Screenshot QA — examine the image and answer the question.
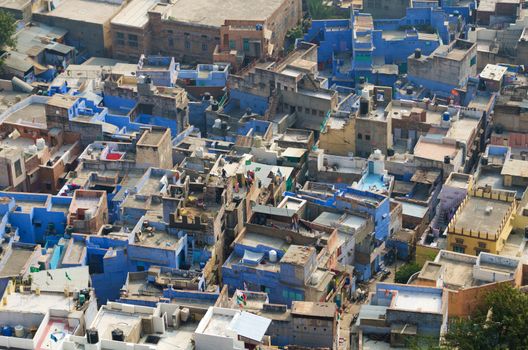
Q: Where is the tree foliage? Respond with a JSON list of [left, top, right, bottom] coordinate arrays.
[[444, 284, 528, 350], [394, 262, 421, 284], [0, 10, 16, 49], [306, 0, 343, 20]]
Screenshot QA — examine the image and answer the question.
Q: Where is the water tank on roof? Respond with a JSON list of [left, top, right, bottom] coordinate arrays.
[[359, 99, 369, 115], [86, 329, 99, 344], [14, 325, 24, 338], [269, 250, 277, 263], [111, 328, 124, 342], [180, 308, 190, 322], [414, 48, 421, 59], [36, 138, 45, 150], [27, 145, 38, 154], [211, 100, 219, 111], [442, 112, 451, 121], [2, 326, 12, 337], [213, 119, 222, 129]]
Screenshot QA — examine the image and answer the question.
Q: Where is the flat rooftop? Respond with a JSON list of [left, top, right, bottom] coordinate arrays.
[[134, 227, 184, 250], [291, 302, 335, 318], [41, 0, 123, 24], [1, 291, 73, 314], [453, 196, 512, 235], [480, 64, 508, 81], [110, 0, 157, 28], [164, 0, 285, 27], [313, 211, 367, 233], [4, 102, 46, 127], [0, 0, 28, 10], [0, 248, 33, 277], [138, 129, 166, 146], [281, 245, 315, 266], [239, 231, 289, 251], [436, 254, 475, 288], [447, 118, 479, 144], [446, 173, 472, 189], [501, 158, 528, 178], [392, 290, 442, 314], [413, 139, 458, 162]]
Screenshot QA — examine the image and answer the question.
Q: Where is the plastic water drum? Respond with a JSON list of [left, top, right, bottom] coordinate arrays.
[[180, 308, 190, 323], [14, 325, 24, 338]]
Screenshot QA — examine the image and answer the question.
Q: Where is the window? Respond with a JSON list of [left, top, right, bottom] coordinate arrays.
[[453, 245, 465, 254], [455, 238, 464, 244], [128, 34, 138, 47], [14, 159, 22, 177], [358, 133, 363, 139], [116, 32, 125, 46], [311, 108, 316, 115], [185, 41, 191, 49], [168, 38, 174, 47], [202, 43, 208, 51], [478, 242, 487, 249], [365, 134, 371, 140], [319, 110, 324, 117], [297, 106, 302, 112], [229, 40, 236, 49], [243, 38, 250, 51]]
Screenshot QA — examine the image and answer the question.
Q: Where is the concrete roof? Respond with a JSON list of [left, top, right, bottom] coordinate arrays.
[[453, 196, 512, 235], [42, 0, 123, 24], [0, 0, 28, 10], [413, 139, 458, 162], [165, 0, 285, 27], [4, 101, 47, 127], [480, 64, 508, 81], [501, 158, 528, 178], [281, 245, 315, 266], [111, 0, 158, 28], [291, 301, 336, 318], [392, 289, 443, 314], [31, 266, 90, 293]]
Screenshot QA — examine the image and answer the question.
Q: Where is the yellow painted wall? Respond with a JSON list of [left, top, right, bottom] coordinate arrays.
[[319, 118, 356, 156]]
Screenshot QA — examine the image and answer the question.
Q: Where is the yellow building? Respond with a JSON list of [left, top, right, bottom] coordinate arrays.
[[446, 188, 516, 256], [318, 115, 356, 156]]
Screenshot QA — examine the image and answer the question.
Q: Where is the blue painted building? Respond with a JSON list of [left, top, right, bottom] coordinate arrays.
[[286, 186, 391, 280], [358, 283, 447, 343], [303, 7, 464, 87], [222, 226, 337, 306], [0, 192, 72, 245]]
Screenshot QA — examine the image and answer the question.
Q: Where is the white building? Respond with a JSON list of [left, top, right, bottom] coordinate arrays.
[[194, 307, 271, 350]]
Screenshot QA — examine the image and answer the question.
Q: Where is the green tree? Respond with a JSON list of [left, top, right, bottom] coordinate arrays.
[[444, 285, 528, 350], [394, 262, 421, 284], [0, 10, 16, 49], [306, 0, 344, 20]]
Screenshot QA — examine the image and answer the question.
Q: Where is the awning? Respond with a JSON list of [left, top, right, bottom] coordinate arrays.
[[242, 250, 264, 265]]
